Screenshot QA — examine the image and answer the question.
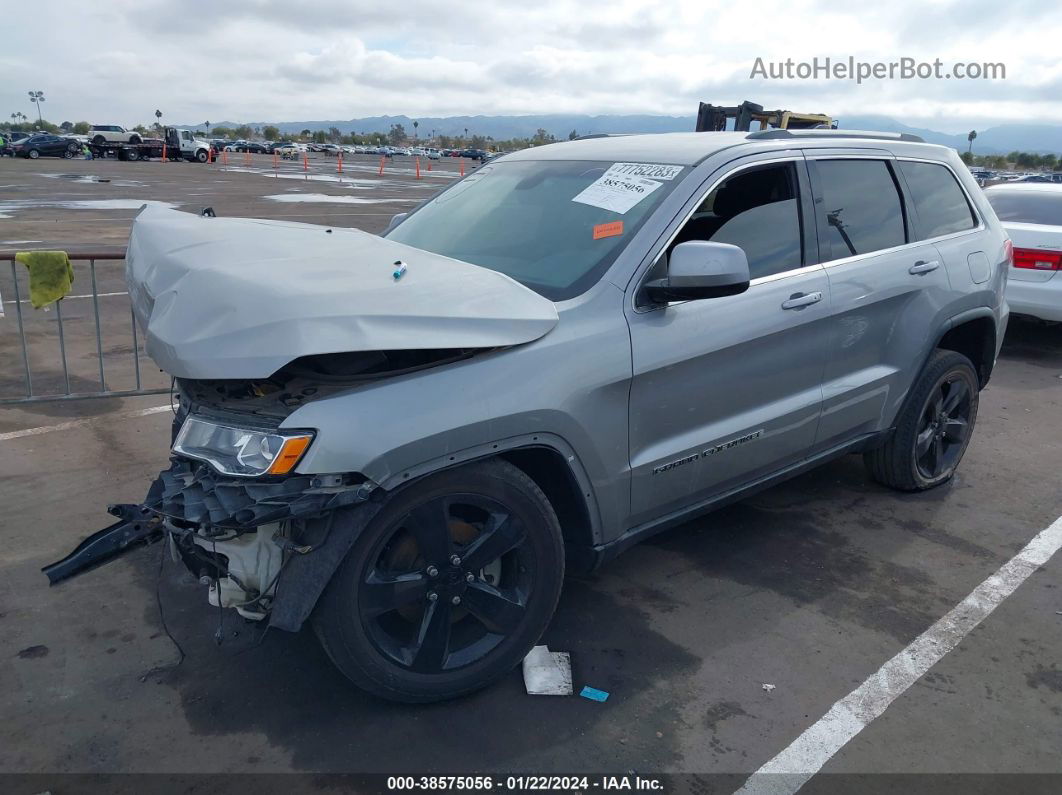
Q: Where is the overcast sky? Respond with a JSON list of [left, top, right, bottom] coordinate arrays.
[[3, 0, 1061, 133]]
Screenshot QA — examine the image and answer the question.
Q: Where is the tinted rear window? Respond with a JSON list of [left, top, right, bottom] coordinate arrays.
[[985, 190, 1062, 226], [816, 160, 907, 259], [899, 161, 977, 238]]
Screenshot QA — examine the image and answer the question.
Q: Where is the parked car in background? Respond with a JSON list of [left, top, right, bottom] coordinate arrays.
[[425, 148, 441, 160], [11, 133, 80, 159], [89, 125, 143, 145], [984, 183, 1062, 321], [459, 148, 490, 161], [1, 132, 32, 156]]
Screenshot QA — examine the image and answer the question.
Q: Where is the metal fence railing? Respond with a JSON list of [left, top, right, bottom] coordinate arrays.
[[1, 248, 169, 405]]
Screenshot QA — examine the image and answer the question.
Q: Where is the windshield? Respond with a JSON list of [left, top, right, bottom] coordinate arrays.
[[385, 159, 688, 300], [986, 190, 1062, 226]]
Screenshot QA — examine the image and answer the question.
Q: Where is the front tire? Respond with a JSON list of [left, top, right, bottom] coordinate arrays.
[[314, 459, 564, 702], [864, 349, 979, 491], [130, 134, 142, 144], [92, 135, 106, 145]]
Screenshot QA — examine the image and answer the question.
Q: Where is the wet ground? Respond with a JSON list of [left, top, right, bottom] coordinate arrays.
[[0, 154, 1061, 792]]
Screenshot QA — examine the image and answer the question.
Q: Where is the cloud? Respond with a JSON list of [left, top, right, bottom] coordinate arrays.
[[2, 0, 1060, 131]]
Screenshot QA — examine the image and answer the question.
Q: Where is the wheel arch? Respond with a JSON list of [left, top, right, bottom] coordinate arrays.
[[376, 433, 603, 571], [934, 309, 998, 388]]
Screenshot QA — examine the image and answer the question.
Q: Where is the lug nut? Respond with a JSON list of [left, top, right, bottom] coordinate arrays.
[[198, 575, 212, 586], [450, 555, 462, 566], [426, 565, 439, 577], [427, 592, 438, 602], [451, 596, 462, 605], [466, 573, 475, 582]]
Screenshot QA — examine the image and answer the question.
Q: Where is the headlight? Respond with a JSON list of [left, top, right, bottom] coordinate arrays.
[[173, 417, 313, 477]]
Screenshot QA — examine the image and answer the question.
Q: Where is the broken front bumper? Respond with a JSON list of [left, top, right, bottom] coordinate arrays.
[[43, 456, 383, 631]]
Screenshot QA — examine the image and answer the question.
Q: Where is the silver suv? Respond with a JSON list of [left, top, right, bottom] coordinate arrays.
[[48, 129, 1009, 702]]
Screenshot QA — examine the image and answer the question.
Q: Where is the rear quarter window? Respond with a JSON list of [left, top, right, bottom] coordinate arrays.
[[899, 161, 977, 238]]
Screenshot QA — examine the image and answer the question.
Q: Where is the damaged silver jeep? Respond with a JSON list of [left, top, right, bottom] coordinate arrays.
[[46, 131, 1009, 701]]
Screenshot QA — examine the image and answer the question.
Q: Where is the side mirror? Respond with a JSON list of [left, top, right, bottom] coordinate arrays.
[[644, 240, 751, 303], [384, 213, 408, 234]]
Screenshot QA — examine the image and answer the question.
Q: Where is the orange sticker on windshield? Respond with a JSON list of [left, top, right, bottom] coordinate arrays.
[[593, 221, 624, 240]]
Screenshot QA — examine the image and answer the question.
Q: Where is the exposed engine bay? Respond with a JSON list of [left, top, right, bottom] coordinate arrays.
[[176, 348, 483, 417]]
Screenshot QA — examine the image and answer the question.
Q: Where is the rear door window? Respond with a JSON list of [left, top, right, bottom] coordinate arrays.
[[899, 161, 977, 238], [815, 160, 907, 260]]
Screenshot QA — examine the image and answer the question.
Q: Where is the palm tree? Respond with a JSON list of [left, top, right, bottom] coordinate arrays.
[[413, 120, 419, 139]]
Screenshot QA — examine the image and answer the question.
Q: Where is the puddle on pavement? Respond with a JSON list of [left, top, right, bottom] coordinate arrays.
[[264, 193, 417, 205], [0, 199, 179, 216], [219, 165, 454, 186], [40, 173, 148, 187]]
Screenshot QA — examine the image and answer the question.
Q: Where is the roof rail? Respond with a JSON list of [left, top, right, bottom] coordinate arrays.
[[574, 133, 633, 140], [747, 129, 925, 143]]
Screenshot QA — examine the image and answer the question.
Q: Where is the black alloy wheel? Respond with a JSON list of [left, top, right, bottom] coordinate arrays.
[[314, 460, 564, 702], [914, 375, 972, 480]]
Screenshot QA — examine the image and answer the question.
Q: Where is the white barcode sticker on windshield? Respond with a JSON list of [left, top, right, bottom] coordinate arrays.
[[606, 162, 683, 181], [572, 172, 662, 215]]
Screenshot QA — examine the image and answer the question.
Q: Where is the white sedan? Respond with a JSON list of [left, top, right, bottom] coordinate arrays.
[[984, 183, 1062, 321]]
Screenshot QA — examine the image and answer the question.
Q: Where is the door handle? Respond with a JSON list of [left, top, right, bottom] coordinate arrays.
[[781, 291, 823, 310], [909, 260, 940, 275]]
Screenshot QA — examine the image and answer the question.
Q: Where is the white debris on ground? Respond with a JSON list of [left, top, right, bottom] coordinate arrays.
[[762, 683, 776, 692], [522, 645, 573, 696]]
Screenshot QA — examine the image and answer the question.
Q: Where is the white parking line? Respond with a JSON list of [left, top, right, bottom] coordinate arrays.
[[0, 404, 172, 442], [736, 514, 1062, 795]]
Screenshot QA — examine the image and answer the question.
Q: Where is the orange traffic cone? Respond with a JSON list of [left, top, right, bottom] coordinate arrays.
[[415, 156, 421, 179], [338, 152, 343, 174], [378, 156, 385, 176], [459, 158, 465, 176]]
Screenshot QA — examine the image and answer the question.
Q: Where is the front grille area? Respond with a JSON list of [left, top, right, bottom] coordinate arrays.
[[145, 456, 368, 528]]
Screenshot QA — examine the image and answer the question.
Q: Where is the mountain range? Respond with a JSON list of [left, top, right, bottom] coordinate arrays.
[[189, 114, 1062, 154]]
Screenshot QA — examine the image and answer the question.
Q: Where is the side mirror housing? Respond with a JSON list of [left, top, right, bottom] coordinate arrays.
[[644, 240, 751, 303], [384, 213, 408, 234]]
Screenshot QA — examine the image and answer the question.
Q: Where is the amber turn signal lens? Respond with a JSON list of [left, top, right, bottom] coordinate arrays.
[[267, 435, 313, 475]]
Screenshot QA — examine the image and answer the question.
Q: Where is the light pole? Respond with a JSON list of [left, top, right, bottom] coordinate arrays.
[[28, 91, 45, 124]]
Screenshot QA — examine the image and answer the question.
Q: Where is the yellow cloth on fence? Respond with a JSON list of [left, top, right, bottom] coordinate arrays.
[[14, 251, 74, 309]]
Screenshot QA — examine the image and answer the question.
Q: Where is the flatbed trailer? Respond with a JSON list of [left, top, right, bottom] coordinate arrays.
[[86, 140, 165, 161]]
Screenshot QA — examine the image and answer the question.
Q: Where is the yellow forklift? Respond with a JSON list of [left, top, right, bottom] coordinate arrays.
[[696, 100, 834, 132]]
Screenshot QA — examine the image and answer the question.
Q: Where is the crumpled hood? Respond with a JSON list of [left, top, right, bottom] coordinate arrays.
[[126, 206, 559, 379]]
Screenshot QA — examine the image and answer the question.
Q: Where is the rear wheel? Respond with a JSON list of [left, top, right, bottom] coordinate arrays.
[[27, 149, 40, 159], [864, 349, 979, 491], [63, 150, 74, 159], [126, 149, 139, 162], [314, 460, 564, 702], [92, 135, 106, 145], [129, 134, 142, 144]]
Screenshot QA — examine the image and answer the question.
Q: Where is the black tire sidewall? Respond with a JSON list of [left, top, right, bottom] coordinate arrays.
[[315, 461, 564, 702], [899, 351, 979, 489]]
